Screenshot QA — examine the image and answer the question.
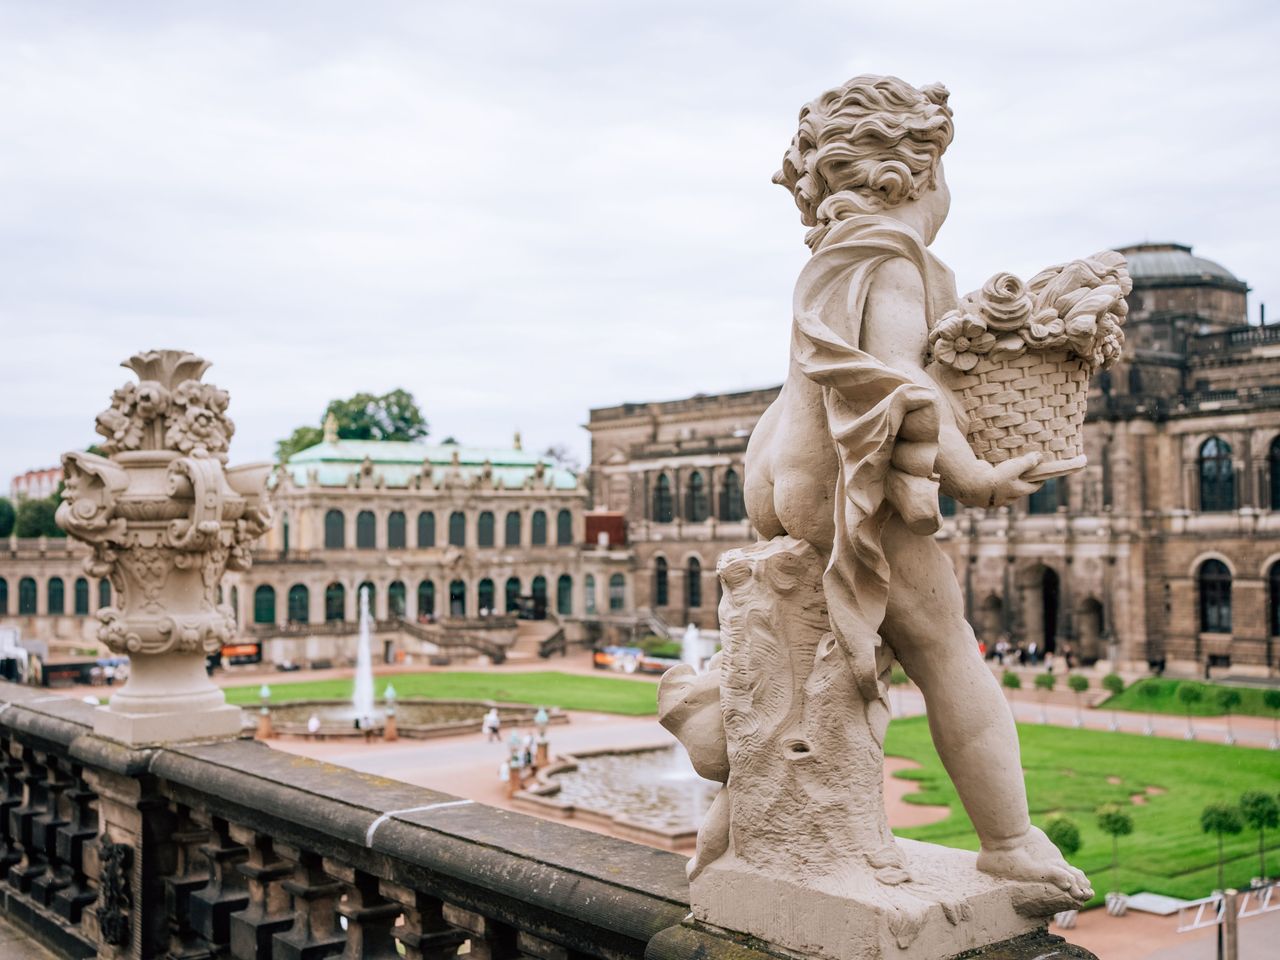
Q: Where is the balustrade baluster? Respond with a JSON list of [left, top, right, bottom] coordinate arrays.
[[380, 881, 466, 960], [7, 746, 51, 894], [51, 770, 99, 922], [442, 903, 518, 960], [324, 863, 401, 960], [0, 739, 24, 872], [272, 844, 345, 960], [30, 755, 74, 905], [188, 812, 250, 950], [227, 825, 295, 960], [164, 807, 214, 959], [515, 930, 574, 960]]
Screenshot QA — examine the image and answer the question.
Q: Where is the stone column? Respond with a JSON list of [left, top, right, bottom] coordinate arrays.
[[56, 350, 272, 746]]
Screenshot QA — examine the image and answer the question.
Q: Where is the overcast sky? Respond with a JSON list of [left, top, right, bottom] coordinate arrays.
[[2, 0, 1277, 487]]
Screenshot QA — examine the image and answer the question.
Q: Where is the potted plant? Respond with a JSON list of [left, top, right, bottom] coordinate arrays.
[[1096, 803, 1134, 915], [1034, 671, 1056, 724], [1101, 673, 1125, 731], [1217, 688, 1242, 745], [1067, 673, 1089, 728], [1200, 801, 1243, 892], [1138, 679, 1162, 736], [1044, 814, 1083, 928]]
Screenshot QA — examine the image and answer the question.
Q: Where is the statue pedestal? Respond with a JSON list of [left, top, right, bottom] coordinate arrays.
[[95, 703, 243, 746], [692, 839, 1067, 960], [93, 651, 244, 746]]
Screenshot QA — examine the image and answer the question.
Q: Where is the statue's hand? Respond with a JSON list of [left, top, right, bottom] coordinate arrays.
[[946, 452, 1043, 508]]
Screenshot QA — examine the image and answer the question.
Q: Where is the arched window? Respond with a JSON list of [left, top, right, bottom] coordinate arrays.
[[388, 580, 406, 618], [532, 576, 548, 618], [653, 474, 674, 523], [387, 511, 406, 549], [557, 574, 573, 616], [1270, 563, 1280, 637], [719, 468, 745, 522], [478, 511, 495, 548], [449, 580, 466, 618], [938, 494, 957, 517], [1270, 437, 1280, 509], [74, 577, 90, 616], [609, 574, 626, 611], [417, 580, 435, 619], [356, 511, 377, 549], [0, 578, 6, 615], [584, 574, 596, 614], [654, 557, 669, 606], [48, 577, 64, 615], [287, 584, 309, 623], [556, 509, 573, 545], [230, 585, 239, 624], [325, 583, 345, 622], [358, 581, 376, 619], [1198, 559, 1232, 633], [686, 472, 709, 523], [324, 509, 345, 549], [417, 511, 436, 547], [505, 511, 521, 546], [18, 577, 36, 615], [253, 585, 276, 625], [98, 578, 111, 609], [531, 511, 548, 545], [1199, 437, 1235, 512], [1028, 477, 1062, 515], [478, 578, 495, 614], [448, 511, 466, 546], [687, 557, 702, 608], [505, 577, 521, 613]]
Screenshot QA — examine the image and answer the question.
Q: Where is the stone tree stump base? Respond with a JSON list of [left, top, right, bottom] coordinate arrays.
[[692, 839, 1079, 960]]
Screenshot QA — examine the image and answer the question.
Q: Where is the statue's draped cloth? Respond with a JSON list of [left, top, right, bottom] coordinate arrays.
[[792, 214, 954, 702]]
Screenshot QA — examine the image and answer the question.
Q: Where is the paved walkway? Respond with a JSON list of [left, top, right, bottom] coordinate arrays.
[[0, 914, 60, 960], [1062, 898, 1280, 960]]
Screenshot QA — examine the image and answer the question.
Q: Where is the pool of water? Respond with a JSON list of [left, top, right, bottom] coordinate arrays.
[[546, 746, 719, 832]]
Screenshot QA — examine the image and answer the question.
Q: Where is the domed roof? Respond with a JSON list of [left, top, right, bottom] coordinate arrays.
[[1115, 242, 1240, 284]]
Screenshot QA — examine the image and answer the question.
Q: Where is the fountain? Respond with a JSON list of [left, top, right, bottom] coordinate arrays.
[[352, 585, 376, 728]]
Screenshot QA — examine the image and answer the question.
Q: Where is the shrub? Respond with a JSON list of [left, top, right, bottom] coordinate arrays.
[[1044, 813, 1082, 858], [1239, 790, 1279, 880], [1067, 674, 1089, 695], [1096, 803, 1134, 894], [1102, 673, 1125, 697], [1200, 801, 1244, 891], [1001, 670, 1021, 691], [1034, 673, 1056, 693]]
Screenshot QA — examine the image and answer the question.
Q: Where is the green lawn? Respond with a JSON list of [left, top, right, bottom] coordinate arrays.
[[225, 670, 659, 716], [1102, 677, 1280, 720], [886, 716, 1280, 906]]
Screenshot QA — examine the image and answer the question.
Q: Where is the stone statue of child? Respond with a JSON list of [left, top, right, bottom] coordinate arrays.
[[744, 75, 1091, 902]]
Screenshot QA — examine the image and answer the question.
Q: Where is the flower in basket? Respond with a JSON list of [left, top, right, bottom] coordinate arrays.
[[930, 311, 996, 371], [977, 272, 1033, 331], [1027, 250, 1132, 369]]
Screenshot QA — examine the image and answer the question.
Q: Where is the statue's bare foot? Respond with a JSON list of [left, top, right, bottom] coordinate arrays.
[[976, 826, 1092, 903]]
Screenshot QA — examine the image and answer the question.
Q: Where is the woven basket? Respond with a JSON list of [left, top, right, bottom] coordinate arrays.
[[940, 348, 1089, 481]]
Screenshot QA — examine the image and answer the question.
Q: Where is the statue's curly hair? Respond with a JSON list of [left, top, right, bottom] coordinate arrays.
[[774, 76, 953, 243]]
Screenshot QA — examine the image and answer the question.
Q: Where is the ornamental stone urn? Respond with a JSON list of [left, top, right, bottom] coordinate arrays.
[[56, 350, 271, 745]]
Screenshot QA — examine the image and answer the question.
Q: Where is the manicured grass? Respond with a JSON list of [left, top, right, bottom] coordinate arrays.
[[224, 670, 659, 716], [1103, 677, 1280, 719], [885, 716, 1280, 906]]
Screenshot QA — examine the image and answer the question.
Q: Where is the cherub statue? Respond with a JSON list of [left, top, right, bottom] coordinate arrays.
[[744, 76, 1093, 900]]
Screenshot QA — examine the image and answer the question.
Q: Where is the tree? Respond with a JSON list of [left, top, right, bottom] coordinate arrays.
[[1178, 683, 1203, 740], [1096, 803, 1134, 895], [1067, 674, 1089, 727], [1138, 680, 1162, 736], [1102, 673, 1125, 731], [542, 444, 581, 473], [1216, 688, 1242, 745], [14, 493, 63, 538], [0, 497, 14, 538], [1034, 672, 1056, 723], [1265, 689, 1280, 748], [1045, 813, 1082, 859], [275, 389, 429, 463], [1239, 790, 1279, 880], [1200, 801, 1243, 891], [1001, 669, 1021, 697]]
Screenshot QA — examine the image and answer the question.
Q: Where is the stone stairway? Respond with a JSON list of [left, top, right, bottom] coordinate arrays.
[[509, 620, 562, 660]]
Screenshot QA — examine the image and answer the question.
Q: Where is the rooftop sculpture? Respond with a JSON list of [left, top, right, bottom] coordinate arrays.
[[660, 75, 1127, 959]]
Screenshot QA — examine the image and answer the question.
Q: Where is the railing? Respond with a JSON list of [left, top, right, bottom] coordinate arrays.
[[249, 618, 514, 664], [1192, 324, 1280, 355], [0, 681, 772, 960]]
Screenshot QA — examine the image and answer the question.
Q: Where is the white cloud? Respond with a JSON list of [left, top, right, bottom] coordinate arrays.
[[1, 0, 1276, 485]]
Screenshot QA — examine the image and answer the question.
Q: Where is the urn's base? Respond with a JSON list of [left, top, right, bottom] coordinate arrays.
[[691, 839, 1081, 960], [93, 702, 244, 746]]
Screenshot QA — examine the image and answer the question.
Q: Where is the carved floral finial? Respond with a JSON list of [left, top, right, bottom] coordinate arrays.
[[323, 411, 339, 444]]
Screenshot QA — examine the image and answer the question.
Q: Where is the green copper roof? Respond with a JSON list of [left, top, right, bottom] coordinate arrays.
[[283, 440, 578, 490]]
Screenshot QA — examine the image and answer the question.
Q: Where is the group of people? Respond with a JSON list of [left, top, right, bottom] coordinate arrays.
[[987, 636, 1078, 672], [486, 708, 548, 791]]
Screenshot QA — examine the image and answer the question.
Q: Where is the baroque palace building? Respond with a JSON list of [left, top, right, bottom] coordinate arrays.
[[587, 242, 1279, 677]]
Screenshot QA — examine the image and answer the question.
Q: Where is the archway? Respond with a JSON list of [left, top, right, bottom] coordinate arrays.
[[1076, 597, 1104, 664], [1018, 564, 1060, 656]]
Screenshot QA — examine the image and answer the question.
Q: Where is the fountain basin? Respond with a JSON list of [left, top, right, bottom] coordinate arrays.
[[251, 699, 565, 740], [515, 744, 719, 850]]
